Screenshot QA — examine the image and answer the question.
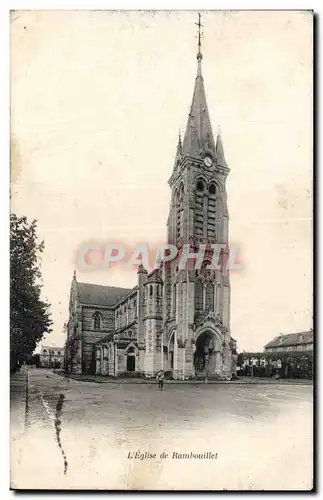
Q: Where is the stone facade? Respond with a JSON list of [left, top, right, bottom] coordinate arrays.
[[65, 36, 237, 380]]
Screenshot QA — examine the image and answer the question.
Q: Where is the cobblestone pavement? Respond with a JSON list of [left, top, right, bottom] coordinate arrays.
[[10, 367, 313, 491]]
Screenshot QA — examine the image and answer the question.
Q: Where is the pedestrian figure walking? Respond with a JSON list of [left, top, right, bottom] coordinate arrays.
[[156, 370, 164, 390]]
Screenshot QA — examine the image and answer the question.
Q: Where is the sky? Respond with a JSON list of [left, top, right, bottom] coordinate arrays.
[[10, 10, 313, 352]]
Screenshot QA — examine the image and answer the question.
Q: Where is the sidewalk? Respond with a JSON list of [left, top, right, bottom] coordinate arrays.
[[55, 371, 313, 386], [10, 367, 67, 489], [10, 367, 28, 441]]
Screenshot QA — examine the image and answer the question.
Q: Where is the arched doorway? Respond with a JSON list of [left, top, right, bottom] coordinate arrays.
[[126, 347, 136, 372], [194, 331, 220, 375], [168, 331, 175, 372]]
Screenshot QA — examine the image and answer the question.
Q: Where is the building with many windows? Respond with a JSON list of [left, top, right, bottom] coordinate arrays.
[[64, 20, 237, 380], [264, 331, 313, 354], [39, 346, 64, 369]]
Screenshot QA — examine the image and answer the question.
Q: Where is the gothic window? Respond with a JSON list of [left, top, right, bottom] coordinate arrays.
[[216, 284, 221, 313], [194, 179, 205, 239], [195, 280, 204, 311], [157, 284, 162, 297], [205, 283, 215, 312], [207, 183, 217, 239], [149, 285, 153, 297], [172, 284, 177, 315], [93, 312, 102, 330], [176, 183, 185, 241], [196, 180, 205, 192], [178, 183, 184, 202]]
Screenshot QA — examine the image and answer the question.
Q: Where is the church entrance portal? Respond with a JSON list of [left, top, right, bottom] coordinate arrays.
[[194, 331, 219, 375], [168, 332, 175, 372], [126, 347, 136, 372]]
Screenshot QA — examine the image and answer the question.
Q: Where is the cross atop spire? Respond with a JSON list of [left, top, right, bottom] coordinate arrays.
[[195, 13, 203, 58], [195, 13, 203, 76]]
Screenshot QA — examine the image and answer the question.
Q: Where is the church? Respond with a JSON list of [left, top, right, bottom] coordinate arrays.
[[64, 19, 238, 380]]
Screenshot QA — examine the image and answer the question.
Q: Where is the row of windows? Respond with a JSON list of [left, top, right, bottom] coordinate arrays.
[[195, 281, 216, 312], [175, 180, 218, 198], [146, 284, 162, 298], [116, 298, 137, 317], [42, 349, 62, 355], [171, 282, 220, 315], [194, 195, 218, 239], [93, 307, 139, 331], [266, 344, 313, 353], [174, 180, 219, 243], [196, 180, 216, 195]]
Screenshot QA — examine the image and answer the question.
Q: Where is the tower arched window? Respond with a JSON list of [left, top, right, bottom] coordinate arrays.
[[172, 283, 177, 315], [194, 179, 205, 240], [205, 283, 215, 312], [149, 285, 153, 297], [195, 280, 204, 312], [216, 284, 221, 314], [176, 184, 185, 241], [93, 312, 102, 330], [178, 183, 185, 202], [196, 180, 205, 192], [207, 183, 217, 240]]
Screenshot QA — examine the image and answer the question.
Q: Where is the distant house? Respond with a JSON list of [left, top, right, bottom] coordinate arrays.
[[264, 331, 313, 354], [39, 346, 64, 369]]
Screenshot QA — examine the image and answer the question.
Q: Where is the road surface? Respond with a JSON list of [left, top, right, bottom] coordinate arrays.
[[10, 368, 313, 490]]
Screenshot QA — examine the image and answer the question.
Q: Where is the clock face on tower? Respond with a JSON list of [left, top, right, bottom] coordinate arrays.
[[204, 155, 213, 167]]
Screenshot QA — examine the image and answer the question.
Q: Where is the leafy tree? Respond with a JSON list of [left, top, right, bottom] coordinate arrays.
[[10, 214, 52, 361]]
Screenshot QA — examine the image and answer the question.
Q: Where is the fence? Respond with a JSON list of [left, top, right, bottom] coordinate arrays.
[[237, 351, 313, 379]]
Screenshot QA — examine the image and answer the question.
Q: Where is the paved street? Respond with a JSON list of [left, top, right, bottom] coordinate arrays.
[[11, 368, 313, 490]]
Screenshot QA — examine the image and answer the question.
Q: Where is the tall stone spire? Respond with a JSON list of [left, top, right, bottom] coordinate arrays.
[[216, 129, 227, 167], [182, 14, 216, 158], [172, 129, 183, 172]]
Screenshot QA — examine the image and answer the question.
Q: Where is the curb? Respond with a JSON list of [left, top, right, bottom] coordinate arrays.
[[54, 372, 312, 386]]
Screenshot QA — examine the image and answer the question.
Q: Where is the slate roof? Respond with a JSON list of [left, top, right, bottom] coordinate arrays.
[[41, 346, 64, 355], [182, 57, 216, 158], [77, 282, 131, 307], [264, 331, 313, 349]]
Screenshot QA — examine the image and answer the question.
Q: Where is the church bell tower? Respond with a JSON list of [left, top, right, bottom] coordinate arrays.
[[164, 14, 233, 380]]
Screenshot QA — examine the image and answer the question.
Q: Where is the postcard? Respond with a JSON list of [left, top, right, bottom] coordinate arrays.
[[10, 10, 313, 491]]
